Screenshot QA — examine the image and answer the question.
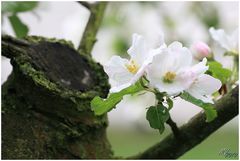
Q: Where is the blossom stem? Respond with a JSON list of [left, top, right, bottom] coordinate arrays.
[[166, 116, 181, 138], [140, 77, 148, 88], [140, 77, 156, 93], [142, 75, 149, 82]]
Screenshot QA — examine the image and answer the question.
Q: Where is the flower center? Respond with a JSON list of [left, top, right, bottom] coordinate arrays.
[[125, 60, 139, 74], [163, 71, 176, 83]]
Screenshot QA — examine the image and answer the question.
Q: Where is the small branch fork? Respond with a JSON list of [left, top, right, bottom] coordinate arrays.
[[77, 1, 107, 55]]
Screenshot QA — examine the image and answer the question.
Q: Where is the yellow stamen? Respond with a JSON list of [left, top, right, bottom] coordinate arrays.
[[163, 71, 176, 83], [125, 60, 139, 74]]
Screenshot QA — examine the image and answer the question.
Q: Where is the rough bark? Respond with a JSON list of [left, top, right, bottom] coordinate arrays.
[[1, 35, 113, 159], [129, 86, 239, 159]]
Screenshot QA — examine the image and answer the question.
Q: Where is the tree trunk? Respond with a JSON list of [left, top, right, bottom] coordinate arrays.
[[1, 35, 113, 159]]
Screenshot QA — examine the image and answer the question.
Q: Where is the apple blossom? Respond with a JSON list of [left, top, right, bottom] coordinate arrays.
[[185, 58, 222, 103], [93, 33, 224, 128], [104, 33, 165, 93], [146, 41, 222, 103], [146, 41, 194, 95], [209, 27, 238, 54], [191, 41, 211, 60]]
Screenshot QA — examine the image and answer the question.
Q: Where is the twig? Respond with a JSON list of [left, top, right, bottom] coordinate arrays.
[[77, 2, 107, 55], [166, 116, 181, 139], [128, 86, 239, 159]]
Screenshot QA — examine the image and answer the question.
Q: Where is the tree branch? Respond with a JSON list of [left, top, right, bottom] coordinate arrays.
[[129, 86, 239, 159], [77, 2, 107, 55]]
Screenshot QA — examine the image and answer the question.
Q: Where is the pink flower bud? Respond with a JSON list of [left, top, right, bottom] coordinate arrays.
[[191, 41, 211, 60]]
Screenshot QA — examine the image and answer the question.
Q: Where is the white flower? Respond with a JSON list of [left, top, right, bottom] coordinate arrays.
[[209, 27, 238, 54], [185, 58, 222, 103], [191, 41, 211, 60], [146, 41, 195, 95], [104, 33, 164, 93]]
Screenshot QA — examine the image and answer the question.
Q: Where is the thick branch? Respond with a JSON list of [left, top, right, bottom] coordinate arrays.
[[78, 2, 107, 55], [129, 86, 239, 159], [2, 35, 112, 159]]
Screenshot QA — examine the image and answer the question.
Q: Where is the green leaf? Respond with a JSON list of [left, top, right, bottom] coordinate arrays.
[[146, 104, 170, 134], [207, 61, 232, 84], [8, 14, 29, 38], [91, 82, 144, 116], [2, 2, 38, 13], [180, 92, 217, 122]]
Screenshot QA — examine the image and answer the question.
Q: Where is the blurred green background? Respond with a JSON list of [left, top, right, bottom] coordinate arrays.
[[107, 119, 238, 159]]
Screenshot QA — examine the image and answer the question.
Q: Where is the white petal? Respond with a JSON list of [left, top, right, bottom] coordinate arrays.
[[145, 31, 167, 60], [212, 44, 234, 69], [168, 41, 193, 71], [104, 56, 133, 85], [175, 47, 192, 70], [127, 33, 148, 65], [230, 28, 239, 51], [194, 74, 222, 94], [186, 74, 222, 103], [110, 63, 147, 93], [148, 70, 195, 95], [189, 58, 209, 76], [110, 82, 132, 93], [168, 41, 183, 51], [187, 89, 214, 104], [209, 27, 232, 51], [146, 51, 174, 80], [154, 82, 184, 95]]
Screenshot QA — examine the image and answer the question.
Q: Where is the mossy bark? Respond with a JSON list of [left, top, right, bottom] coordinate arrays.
[[2, 35, 113, 159]]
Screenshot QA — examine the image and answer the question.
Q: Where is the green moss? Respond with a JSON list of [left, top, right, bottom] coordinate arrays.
[[18, 59, 60, 92], [24, 36, 75, 49]]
